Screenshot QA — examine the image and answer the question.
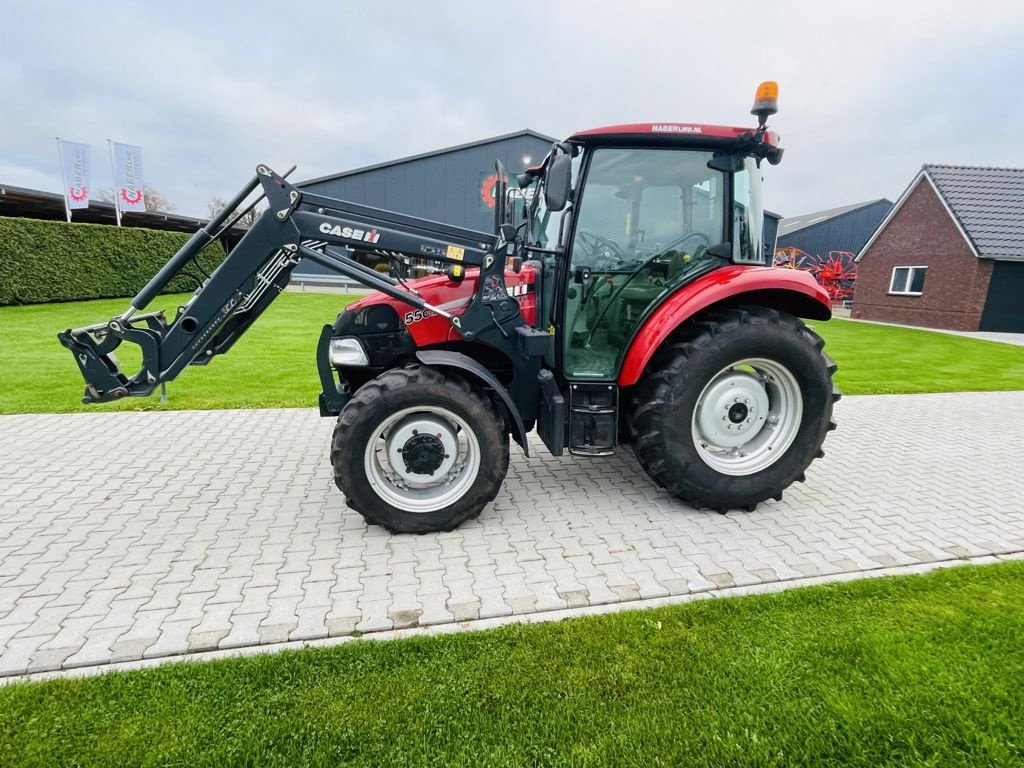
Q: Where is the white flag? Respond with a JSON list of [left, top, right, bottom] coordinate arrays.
[[61, 141, 91, 210], [113, 143, 146, 212]]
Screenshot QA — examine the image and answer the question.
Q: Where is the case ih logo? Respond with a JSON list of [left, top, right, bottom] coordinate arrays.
[[319, 221, 381, 243], [651, 124, 703, 134]]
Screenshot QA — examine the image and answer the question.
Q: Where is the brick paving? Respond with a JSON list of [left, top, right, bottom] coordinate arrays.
[[1, 392, 1023, 677]]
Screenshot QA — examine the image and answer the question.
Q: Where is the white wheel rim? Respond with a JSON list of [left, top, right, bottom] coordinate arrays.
[[363, 406, 481, 513], [691, 357, 803, 476]]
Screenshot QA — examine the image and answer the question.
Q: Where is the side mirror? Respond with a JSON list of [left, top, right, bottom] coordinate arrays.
[[544, 153, 572, 212], [707, 153, 744, 173]]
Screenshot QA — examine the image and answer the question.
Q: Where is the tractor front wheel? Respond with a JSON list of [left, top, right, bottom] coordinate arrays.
[[630, 306, 839, 510], [331, 366, 509, 533]]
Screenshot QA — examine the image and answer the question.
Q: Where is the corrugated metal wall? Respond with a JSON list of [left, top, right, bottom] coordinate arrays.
[[777, 200, 893, 257]]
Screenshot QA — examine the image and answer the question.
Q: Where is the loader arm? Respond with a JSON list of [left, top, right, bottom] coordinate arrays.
[[58, 165, 537, 404]]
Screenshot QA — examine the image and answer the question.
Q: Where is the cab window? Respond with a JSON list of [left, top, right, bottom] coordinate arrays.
[[564, 148, 726, 378]]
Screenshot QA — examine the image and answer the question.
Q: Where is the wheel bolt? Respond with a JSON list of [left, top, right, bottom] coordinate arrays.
[[412, 429, 419, 435]]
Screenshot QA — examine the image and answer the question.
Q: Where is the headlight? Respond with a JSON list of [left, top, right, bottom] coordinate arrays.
[[329, 337, 369, 366]]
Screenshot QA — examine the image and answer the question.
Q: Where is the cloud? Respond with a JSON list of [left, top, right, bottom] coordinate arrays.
[[2, 0, 1023, 216]]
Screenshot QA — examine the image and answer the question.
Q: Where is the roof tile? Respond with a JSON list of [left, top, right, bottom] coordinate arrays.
[[925, 164, 1024, 260]]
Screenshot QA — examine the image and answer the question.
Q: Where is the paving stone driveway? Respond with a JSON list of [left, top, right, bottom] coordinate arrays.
[[2, 391, 1023, 678]]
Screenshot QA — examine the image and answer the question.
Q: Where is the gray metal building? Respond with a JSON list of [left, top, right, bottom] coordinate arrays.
[[777, 199, 893, 257], [295, 130, 556, 279]]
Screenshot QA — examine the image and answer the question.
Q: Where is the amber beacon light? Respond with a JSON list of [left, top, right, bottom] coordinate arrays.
[[751, 81, 779, 126]]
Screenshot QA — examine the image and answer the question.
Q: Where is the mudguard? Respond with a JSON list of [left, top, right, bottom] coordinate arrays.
[[415, 349, 530, 457], [618, 265, 831, 387]]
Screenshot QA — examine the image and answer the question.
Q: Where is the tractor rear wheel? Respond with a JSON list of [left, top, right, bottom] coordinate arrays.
[[629, 306, 839, 510], [331, 366, 509, 533]]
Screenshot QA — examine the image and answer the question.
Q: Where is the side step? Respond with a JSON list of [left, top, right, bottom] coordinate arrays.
[[568, 382, 617, 456]]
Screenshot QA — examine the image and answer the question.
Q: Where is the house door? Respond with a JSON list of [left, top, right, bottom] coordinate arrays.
[[980, 261, 1024, 333]]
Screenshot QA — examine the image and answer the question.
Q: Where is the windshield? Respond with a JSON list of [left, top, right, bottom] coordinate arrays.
[[562, 147, 733, 379], [528, 183, 561, 249], [527, 152, 582, 250], [571, 148, 727, 270]]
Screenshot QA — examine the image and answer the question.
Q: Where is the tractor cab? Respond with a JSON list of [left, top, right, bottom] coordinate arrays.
[[523, 134, 775, 381]]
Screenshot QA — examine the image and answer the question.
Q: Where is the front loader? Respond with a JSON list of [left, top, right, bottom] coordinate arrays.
[[59, 82, 840, 533]]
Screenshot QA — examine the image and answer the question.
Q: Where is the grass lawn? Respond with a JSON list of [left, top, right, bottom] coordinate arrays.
[[1, 293, 1023, 414], [1, 561, 1022, 767], [813, 318, 1024, 395], [0, 292, 360, 414]]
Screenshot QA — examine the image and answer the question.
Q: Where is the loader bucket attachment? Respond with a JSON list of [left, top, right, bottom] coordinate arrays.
[[57, 311, 168, 403]]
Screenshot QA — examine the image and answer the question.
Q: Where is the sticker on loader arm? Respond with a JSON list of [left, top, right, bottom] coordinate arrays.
[[447, 245, 465, 278]]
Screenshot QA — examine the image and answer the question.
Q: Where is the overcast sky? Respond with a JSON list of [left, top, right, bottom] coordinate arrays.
[[3, 1, 1023, 218]]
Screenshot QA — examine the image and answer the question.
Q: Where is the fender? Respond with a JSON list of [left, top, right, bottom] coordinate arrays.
[[415, 349, 530, 457], [618, 265, 831, 387]]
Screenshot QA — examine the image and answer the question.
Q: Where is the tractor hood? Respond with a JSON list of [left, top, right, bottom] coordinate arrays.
[[340, 265, 538, 348]]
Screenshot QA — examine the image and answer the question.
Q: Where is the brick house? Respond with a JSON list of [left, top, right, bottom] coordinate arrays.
[[854, 165, 1024, 332]]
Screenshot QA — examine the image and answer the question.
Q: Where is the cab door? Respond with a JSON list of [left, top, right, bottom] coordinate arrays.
[[562, 147, 729, 380]]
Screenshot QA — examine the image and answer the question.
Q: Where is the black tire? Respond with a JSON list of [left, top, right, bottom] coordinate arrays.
[[331, 366, 510, 533], [629, 306, 840, 510]]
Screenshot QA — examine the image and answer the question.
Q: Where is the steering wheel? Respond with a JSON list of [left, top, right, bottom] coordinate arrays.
[[576, 229, 626, 269], [579, 230, 713, 349], [659, 230, 711, 257]]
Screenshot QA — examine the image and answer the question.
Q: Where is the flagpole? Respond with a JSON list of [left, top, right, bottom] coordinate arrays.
[[107, 139, 122, 226], [56, 138, 72, 223]]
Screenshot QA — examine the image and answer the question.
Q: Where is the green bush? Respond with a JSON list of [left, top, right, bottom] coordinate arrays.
[[0, 217, 225, 305]]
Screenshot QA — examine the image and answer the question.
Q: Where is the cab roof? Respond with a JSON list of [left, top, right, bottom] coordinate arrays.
[[572, 123, 750, 140], [569, 122, 780, 149], [523, 123, 780, 176]]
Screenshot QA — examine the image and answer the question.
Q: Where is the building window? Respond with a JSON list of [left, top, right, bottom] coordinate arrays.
[[889, 266, 927, 295]]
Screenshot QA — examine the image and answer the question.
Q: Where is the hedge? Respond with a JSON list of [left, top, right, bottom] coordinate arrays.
[[0, 217, 225, 305]]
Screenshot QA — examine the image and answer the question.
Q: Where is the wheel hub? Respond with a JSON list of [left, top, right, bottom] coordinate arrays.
[[694, 370, 770, 448], [384, 414, 459, 486], [400, 433, 446, 476], [690, 358, 804, 477], [727, 402, 749, 423]]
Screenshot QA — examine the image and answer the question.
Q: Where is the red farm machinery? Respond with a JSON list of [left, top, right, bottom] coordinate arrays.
[[774, 247, 857, 304]]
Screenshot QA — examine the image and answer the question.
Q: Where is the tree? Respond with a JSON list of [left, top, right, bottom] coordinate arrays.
[[207, 196, 263, 228], [97, 186, 176, 213]]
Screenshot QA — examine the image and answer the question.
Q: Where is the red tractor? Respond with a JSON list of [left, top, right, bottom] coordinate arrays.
[[60, 82, 839, 533]]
